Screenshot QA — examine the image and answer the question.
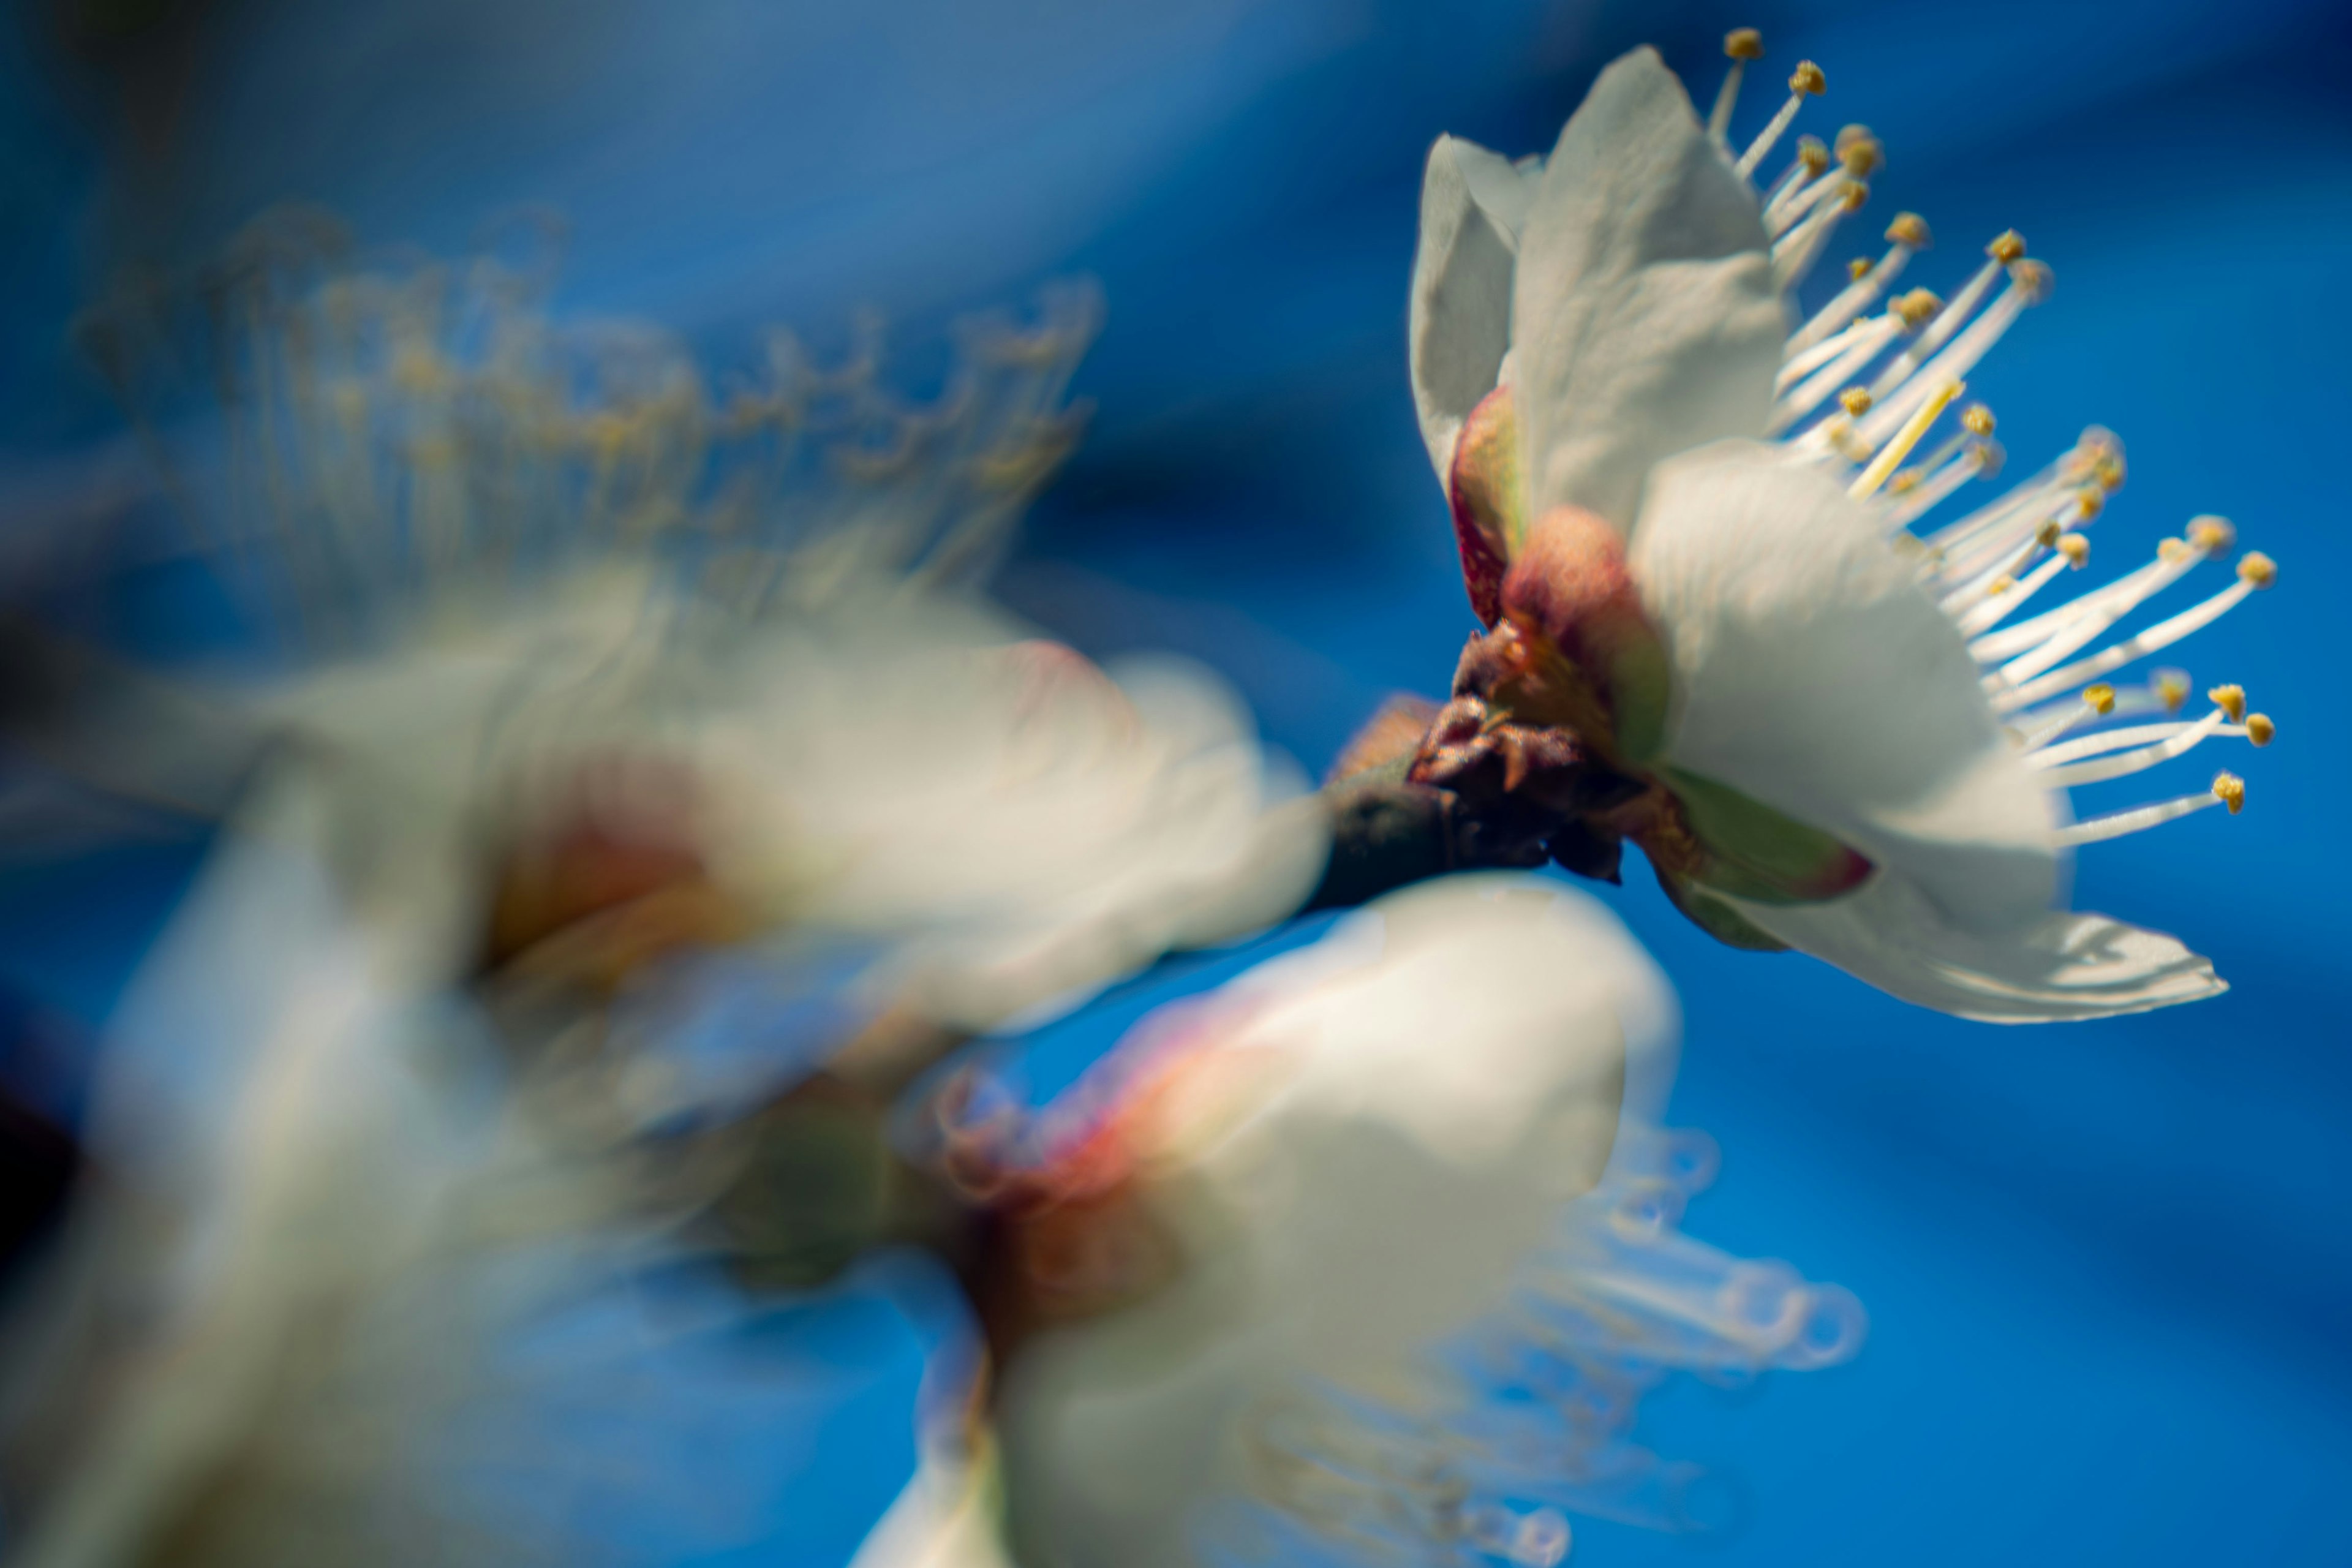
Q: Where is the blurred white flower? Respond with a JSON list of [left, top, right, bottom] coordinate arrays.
[[47, 211, 1326, 1036], [0, 222, 1333, 1565], [862, 876, 1863, 1566], [1401, 42, 2280, 1020]]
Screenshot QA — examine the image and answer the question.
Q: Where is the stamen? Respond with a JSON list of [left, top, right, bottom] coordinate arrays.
[[1920, 450, 2077, 562], [2029, 711, 2268, 770], [1967, 531, 2201, 665], [1776, 309, 1904, 394], [1953, 546, 2073, 636], [2035, 709, 2228, 788], [2187, 515, 2235, 552], [2208, 683, 2246, 722], [1765, 164, 1850, 239], [1771, 179, 1866, 290], [1930, 430, 2116, 575], [2013, 685, 2113, 752], [1834, 124, 1884, 178], [1857, 261, 2050, 447], [1884, 439, 1995, 529], [1923, 448, 2069, 552], [1852, 377, 1962, 499], [2246, 713, 2275, 746], [1736, 61, 1826, 180], [1709, 29, 1767, 146], [1787, 213, 1933, 356], [1760, 136, 1831, 222], [1864, 234, 2022, 407], [1771, 315, 1907, 433], [1938, 485, 2098, 587], [1992, 554, 2275, 712], [2054, 777, 2233, 845]]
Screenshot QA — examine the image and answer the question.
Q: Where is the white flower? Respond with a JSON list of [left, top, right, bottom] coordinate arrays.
[[48, 213, 1324, 1038], [0, 231, 1335, 1563], [863, 877, 1864, 1567], [1404, 42, 2279, 1020], [0, 575, 1329, 1566], [247, 571, 1325, 1031]]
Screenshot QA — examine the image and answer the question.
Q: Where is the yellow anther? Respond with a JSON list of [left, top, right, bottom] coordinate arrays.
[[2188, 516, 2236, 552], [1795, 134, 1830, 174], [2058, 532, 2090, 567], [2035, 519, 2062, 548], [1894, 288, 1943, 328], [1726, 27, 1765, 59], [2084, 683, 2117, 715], [1988, 575, 2015, 595], [1849, 256, 1872, 281], [1839, 179, 1870, 212], [1839, 386, 1874, 416], [2155, 672, 2190, 712], [1971, 439, 2006, 480], [1889, 470, 1920, 494], [1790, 61, 1826, 95], [1885, 211, 1931, 249], [2009, 258, 2054, 303], [2159, 538, 2192, 564], [1961, 403, 1996, 437], [1838, 134, 1884, 176], [391, 346, 447, 396], [2094, 452, 2127, 491], [2211, 771, 2245, 814], [2237, 551, 2278, 588], [1988, 229, 2027, 263], [2245, 713, 2275, 747], [2209, 684, 2247, 722], [2074, 487, 2105, 521]]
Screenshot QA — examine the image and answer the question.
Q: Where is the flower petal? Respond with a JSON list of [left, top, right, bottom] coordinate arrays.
[[1408, 135, 1539, 483], [851, 1449, 1014, 1568], [1511, 47, 1783, 534], [1630, 439, 2057, 932], [1724, 872, 2226, 1022], [996, 878, 1673, 1566]]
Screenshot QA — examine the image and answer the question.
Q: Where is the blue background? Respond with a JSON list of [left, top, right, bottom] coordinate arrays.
[[1, 0, 2346, 1562]]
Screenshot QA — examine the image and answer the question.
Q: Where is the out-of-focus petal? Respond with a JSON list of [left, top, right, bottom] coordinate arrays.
[[1510, 48, 1782, 535], [1630, 439, 2057, 931], [850, 1449, 1014, 1568], [1726, 871, 2225, 1022], [995, 876, 1673, 1568], [1407, 135, 1537, 484]]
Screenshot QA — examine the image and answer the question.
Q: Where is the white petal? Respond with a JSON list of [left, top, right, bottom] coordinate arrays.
[[1630, 440, 2059, 931], [997, 877, 1672, 1567], [852, 1450, 1014, 1568], [1511, 47, 1784, 534], [1727, 871, 2226, 1022], [1408, 135, 1540, 483]]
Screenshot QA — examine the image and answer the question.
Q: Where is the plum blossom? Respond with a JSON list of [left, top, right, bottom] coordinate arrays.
[[0, 232, 1333, 1564], [862, 877, 1865, 1567], [1399, 40, 2281, 1020]]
